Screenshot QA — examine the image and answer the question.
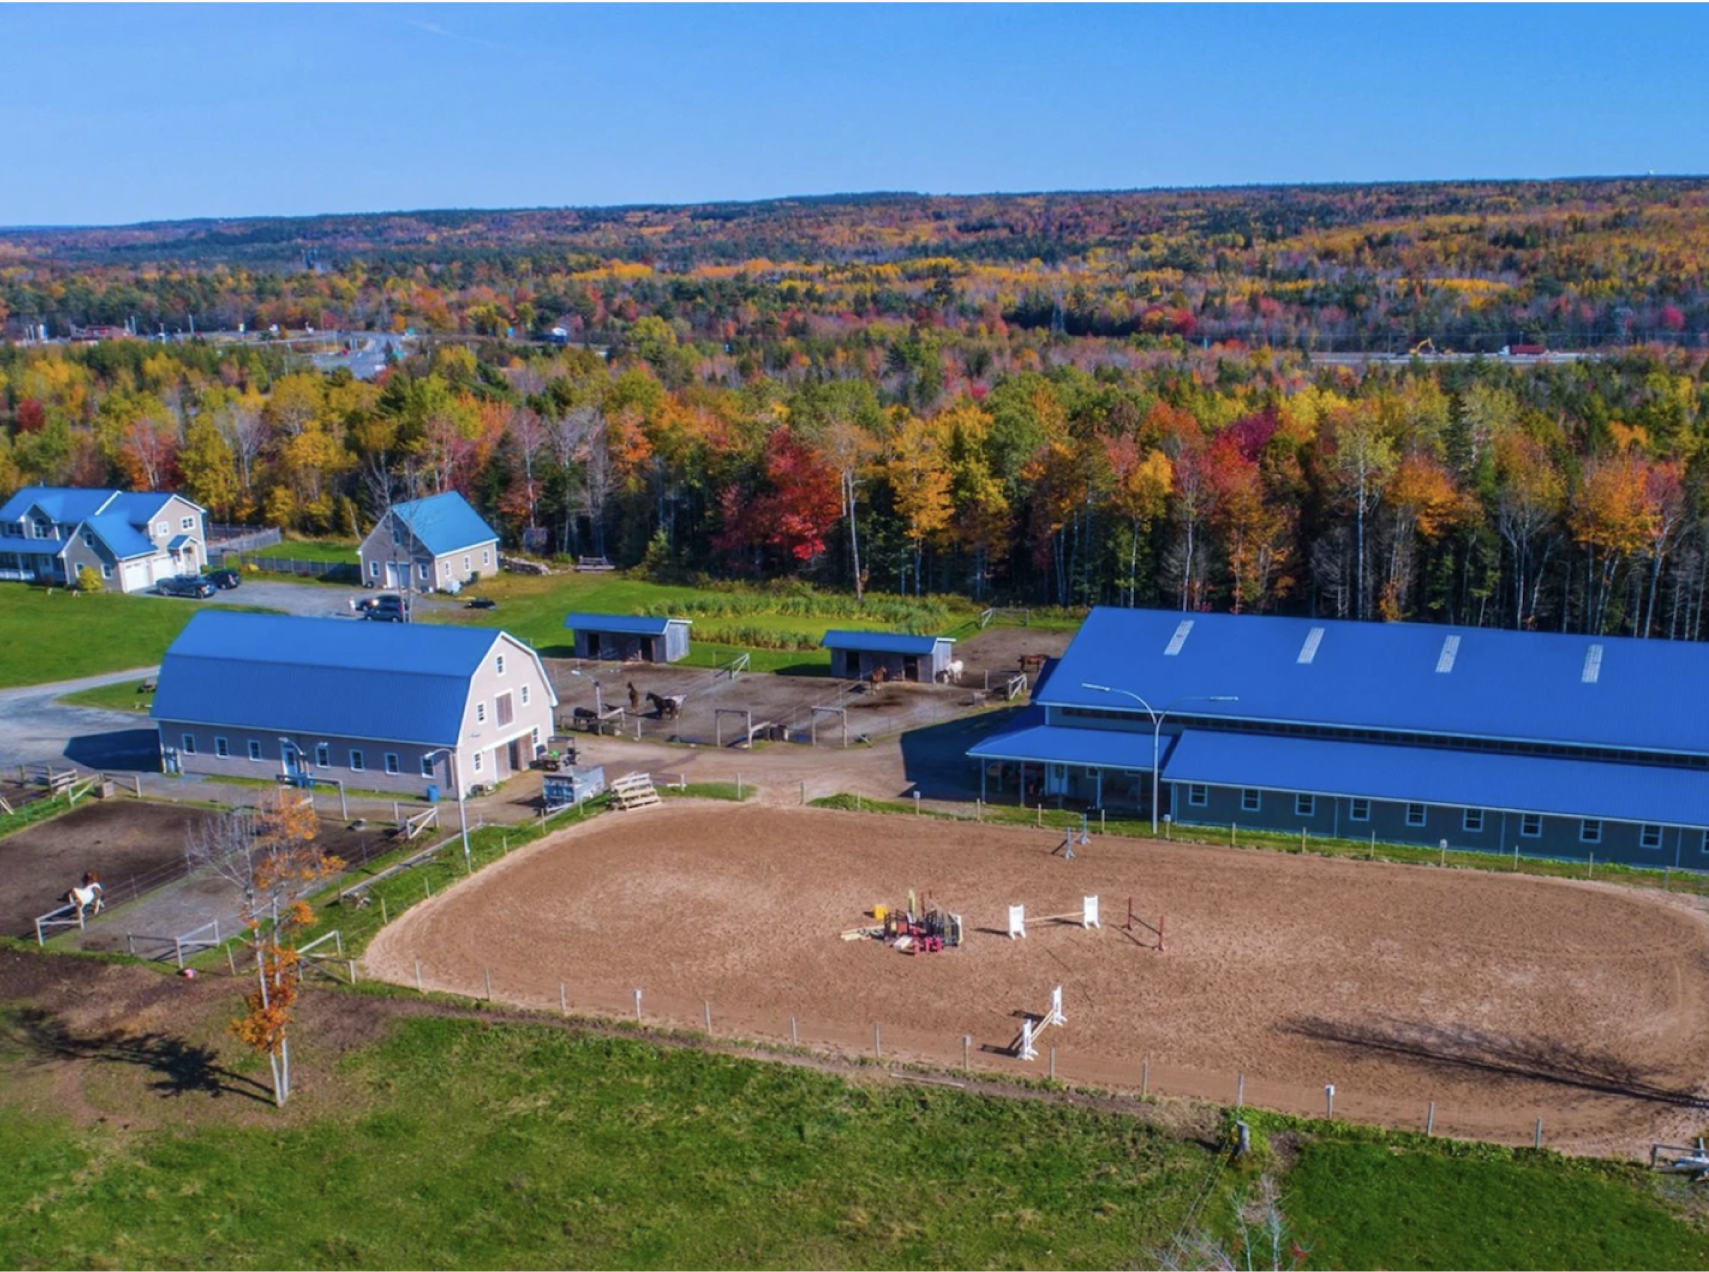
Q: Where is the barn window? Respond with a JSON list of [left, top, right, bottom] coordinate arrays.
[[180, 733, 197, 755], [1241, 789, 1260, 812], [1640, 824, 1663, 850], [1187, 784, 1208, 807], [385, 753, 400, 775], [1405, 803, 1426, 827], [520, 684, 531, 706], [1579, 819, 1602, 844], [1520, 813, 1543, 838], [421, 754, 436, 778], [473, 750, 483, 773], [476, 702, 486, 724], [531, 727, 541, 750], [349, 749, 365, 773], [1349, 798, 1370, 822], [496, 693, 514, 727], [315, 743, 330, 768], [1463, 808, 1484, 833], [496, 654, 506, 676], [215, 736, 229, 758], [247, 739, 263, 761], [1295, 793, 1315, 817]]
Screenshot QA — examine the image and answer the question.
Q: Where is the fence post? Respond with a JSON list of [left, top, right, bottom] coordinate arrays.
[[225, 943, 238, 976], [1141, 1058, 1149, 1097], [963, 1034, 971, 1070], [1534, 1118, 1543, 1150], [1049, 1046, 1056, 1080], [790, 1016, 798, 1046], [703, 1000, 712, 1033], [379, 896, 388, 925], [1236, 1073, 1245, 1107], [873, 1021, 881, 1057], [634, 989, 643, 1022], [560, 982, 567, 1016], [348, 959, 357, 985], [737, 772, 743, 800], [415, 960, 423, 993], [1324, 1084, 1335, 1119], [1426, 1101, 1435, 1136], [484, 969, 492, 1000]]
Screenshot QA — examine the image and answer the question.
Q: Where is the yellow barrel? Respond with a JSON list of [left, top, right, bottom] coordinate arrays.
[[873, 904, 888, 923]]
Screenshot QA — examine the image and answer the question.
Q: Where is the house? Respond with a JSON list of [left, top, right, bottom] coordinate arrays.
[[0, 485, 206, 592], [968, 607, 1709, 868], [151, 611, 557, 797], [822, 630, 956, 683], [564, 613, 691, 663], [358, 491, 499, 593]]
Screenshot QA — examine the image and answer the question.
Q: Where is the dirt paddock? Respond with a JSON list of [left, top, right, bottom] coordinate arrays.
[[364, 803, 1709, 1154]]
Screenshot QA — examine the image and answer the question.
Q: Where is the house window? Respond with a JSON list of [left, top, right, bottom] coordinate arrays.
[[1580, 819, 1602, 845], [215, 736, 229, 758], [1295, 793, 1316, 817], [520, 684, 531, 706], [1521, 813, 1543, 838], [531, 726, 540, 750], [1241, 789, 1260, 812], [350, 749, 365, 772], [315, 743, 331, 768], [369, 561, 380, 578], [482, 549, 491, 566], [156, 521, 168, 537], [391, 523, 404, 545], [1463, 808, 1484, 833], [496, 654, 506, 676], [247, 739, 263, 761], [1349, 798, 1370, 822], [1406, 803, 1427, 827], [473, 750, 483, 773], [180, 516, 194, 531], [1187, 784, 1208, 807], [418, 562, 430, 581], [100, 564, 111, 579], [181, 733, 197, 755], [1640, 824, 1663, 850], [463, 554, 472, 571], [496, 693, 514, 727], [421, 754, 437, 778], [476, 702, 486, 724], [385, 753, 400, 775]]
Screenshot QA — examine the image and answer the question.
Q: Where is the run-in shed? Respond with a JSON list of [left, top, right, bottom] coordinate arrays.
[[822, 630, 955, 683], [564, 613, 692, 663]]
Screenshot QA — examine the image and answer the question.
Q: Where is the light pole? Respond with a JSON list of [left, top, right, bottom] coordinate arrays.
[[424, 747, 471, 870], [567, 668, 603, 718], [1081, 684, 1239, 835]]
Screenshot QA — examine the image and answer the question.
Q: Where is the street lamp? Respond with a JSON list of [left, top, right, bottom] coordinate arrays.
[[424, 746, 472, 869], [1080, 683, 1239, 836], [567, 668, 603, 718]]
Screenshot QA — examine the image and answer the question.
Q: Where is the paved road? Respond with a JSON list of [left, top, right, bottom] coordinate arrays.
[[139, 579, 462, 620], [0, 666, 162, 772]]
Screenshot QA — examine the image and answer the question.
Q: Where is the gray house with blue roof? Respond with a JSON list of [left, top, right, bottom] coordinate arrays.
[[359, 491, 499, 593], [152, 611, 557, 796], [969, 607, 1709, 868], [0, 485, 206, 592]]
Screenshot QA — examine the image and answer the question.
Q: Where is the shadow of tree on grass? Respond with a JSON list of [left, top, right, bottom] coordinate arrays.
[[6, 1005, 273, 1103]]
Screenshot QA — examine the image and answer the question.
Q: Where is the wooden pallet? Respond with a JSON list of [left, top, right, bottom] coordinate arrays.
[[609, 772, 662, 810]]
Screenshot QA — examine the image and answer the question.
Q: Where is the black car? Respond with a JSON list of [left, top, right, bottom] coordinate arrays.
[[159, 575, 216, 599], [207, 568, 242, 590], [464, 597, 497, 610], [364, 593, 407, 622]]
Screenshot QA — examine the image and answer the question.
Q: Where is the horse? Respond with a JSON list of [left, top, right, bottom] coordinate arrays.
[[627, 680, 641, 713], [64, 871, 103, 918], [647, 691, 680, 719], [869, 665, 889, 687]]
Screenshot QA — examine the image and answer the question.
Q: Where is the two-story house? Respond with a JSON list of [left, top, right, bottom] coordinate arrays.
[[0, 486, 206, 592], [358, 491, 500, 593]]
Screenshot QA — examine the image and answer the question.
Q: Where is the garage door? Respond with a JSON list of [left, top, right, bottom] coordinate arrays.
[[121, 561, 149, 592]]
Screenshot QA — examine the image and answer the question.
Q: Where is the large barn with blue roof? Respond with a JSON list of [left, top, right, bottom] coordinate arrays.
[[969, 607, 1709, 868], [152, 611, 556, 797]]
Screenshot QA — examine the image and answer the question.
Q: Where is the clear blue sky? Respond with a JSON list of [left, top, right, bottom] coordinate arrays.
[[2, 3, 1706, 226]]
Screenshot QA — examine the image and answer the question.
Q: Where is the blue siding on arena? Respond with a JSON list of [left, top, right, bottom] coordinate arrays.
[[1042, 608, 1709, 758], [151, 611, 501, 745]]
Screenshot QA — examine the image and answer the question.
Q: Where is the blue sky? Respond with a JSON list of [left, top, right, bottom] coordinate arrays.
[[2, 3, 1706, 226]]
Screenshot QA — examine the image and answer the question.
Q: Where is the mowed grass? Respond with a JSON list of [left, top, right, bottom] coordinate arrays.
[[0, 589, 275, 689], [56, 677, 155, 712], [0, 1016, 1209, 1270], [242, 537, 360, 564]]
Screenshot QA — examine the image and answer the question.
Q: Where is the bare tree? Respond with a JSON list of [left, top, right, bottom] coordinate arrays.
[[1156, 1173, 1305, 1272]]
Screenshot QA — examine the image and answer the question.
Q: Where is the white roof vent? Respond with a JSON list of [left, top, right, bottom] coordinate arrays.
[[1298, 626, 1325, 665], [1435, 635, 1461, 675], [1582, 643, 1604, 684], [1164, 619, 1194, 657]]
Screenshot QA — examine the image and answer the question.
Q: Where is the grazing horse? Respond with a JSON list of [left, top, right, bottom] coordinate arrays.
[[647, 691, 680, 719], [65, 871, 103, 918], [627, 680, 641, 713]]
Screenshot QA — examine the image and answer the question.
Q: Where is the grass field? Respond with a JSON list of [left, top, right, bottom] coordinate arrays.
[[2, 1001, 1706, 1270], [240, 537, 360, 564], [0, 590, 280, 689], [55, 677, 155, 712]]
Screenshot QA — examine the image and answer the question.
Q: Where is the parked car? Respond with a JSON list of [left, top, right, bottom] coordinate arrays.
[[207, 568, 242, 590], [364, 593, 407, 622], [464, 597, 497, 610], [159, 575, 216, 599]]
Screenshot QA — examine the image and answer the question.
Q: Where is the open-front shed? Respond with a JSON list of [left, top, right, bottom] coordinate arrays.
[[822, 630, 955, 683], [564, 613, 692, 663]]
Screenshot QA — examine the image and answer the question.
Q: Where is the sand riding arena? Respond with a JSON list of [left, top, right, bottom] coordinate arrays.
[[364, 803, 1709, 1154]]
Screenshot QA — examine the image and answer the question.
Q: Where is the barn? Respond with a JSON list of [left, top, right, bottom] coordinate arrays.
[[151, 611, 557, 797], [969, 606, 1709, 868], [822, 630, 956, 683], [564, 613, 692, 663]]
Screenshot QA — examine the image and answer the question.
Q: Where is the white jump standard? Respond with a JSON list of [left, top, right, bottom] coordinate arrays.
[[1007, 895, 1101, 938], [1016, 985, 1067, 1061]]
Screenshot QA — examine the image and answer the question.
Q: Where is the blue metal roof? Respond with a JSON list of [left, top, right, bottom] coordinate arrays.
[[84, 513, 158, 559], [821, 630, 953, 655], [563, 612, 687, 637], [969, 720, 1163, 770], [1043, 607, 1709, 758], [7, 538, 72, 557], [0, 486, 118, 523], [151, 612, 523, 746], [1164, 730, 1709, 829], [391, 492, 498, 557]]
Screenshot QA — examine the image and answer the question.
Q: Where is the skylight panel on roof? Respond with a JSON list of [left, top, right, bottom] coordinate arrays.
[[1582, 643, 1604, 684], [1435, 635, 1461, 674], [1164, 619, 1194, 656], [1298, 626, 1324, 665]]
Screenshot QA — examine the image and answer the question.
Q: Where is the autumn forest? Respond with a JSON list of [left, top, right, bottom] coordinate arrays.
[[5, 178, 1709, 638]]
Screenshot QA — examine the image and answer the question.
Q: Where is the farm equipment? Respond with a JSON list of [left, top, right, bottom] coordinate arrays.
[[841, 888, 963, 955]]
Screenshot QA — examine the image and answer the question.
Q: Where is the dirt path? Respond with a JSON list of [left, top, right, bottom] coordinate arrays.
[[366, 802, 1709, 1156]]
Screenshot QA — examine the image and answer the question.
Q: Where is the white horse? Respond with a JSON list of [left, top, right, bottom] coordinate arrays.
[[939, 659, 965, 685], [65, 872, 103, 918]]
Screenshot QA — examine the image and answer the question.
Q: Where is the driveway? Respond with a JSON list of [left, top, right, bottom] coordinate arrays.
[[0, 666, 162, 772], [141, 579, 458, 619]]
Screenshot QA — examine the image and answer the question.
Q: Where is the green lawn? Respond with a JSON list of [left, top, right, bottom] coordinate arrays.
[[245, 537, 360, 564], [0, 589, 276, 689], [55, 677, 155, 713]]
